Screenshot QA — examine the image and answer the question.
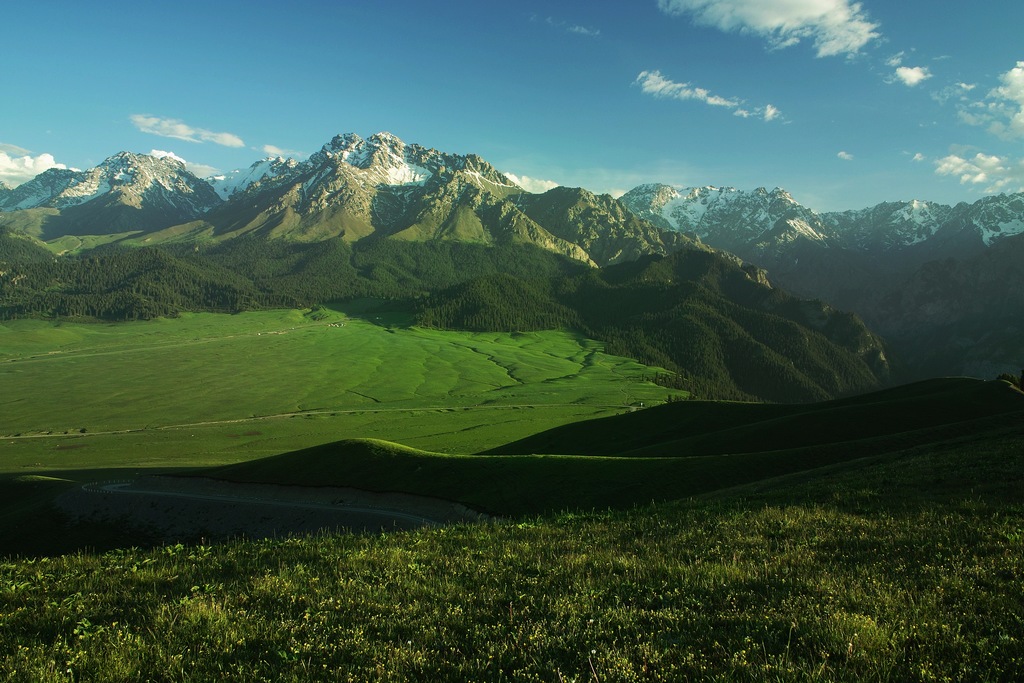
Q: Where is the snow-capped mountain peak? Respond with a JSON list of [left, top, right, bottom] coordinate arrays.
[[305, 131, 433, 186], [0, 151, 222, 225], [208, 156, 300, 200]]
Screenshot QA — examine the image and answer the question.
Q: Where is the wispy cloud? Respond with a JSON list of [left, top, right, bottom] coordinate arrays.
[[0, 150, 70, 187], [567, 25, 601, 37], [932, 81, 976, 105], [912, 152, 926, 162], [935, 152, 1024, 194], [262, 144, 305, 158], [837, 151, 854, 161], [656, 0, 880, 57], [636, 70, 739, 107], [636, 70, 783, 122], [0, 142, 32, 156], [130, 114, 245, 147], [533, 15, 601, 38], [885, 52, 905, 68]]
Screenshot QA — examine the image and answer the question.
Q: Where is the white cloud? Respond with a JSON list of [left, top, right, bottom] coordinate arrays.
[[262, 144, 304, 158], [147, 149, 218, 178], [656, 0, 880, 57], [893, 65, 932, 87], [636, 70, 783, 121], [149, 149, 187, 164], [568, 25, 601, 37], [912, 152, 926, 162], [636, 70, 740, 107], [0, 151, 69, 187], [130, 114, 245, 147], [886, 51, 905, 67], [935, 152, 1024, 194], [954, 62, 1024, 140], [504, 172, 560, 194], [837, 150, 854, 161], [987, 61, 1024, 139]]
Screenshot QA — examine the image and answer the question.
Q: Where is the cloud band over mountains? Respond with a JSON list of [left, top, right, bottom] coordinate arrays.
[[636, 70, 781, 122], [131, 115, 245, 147]]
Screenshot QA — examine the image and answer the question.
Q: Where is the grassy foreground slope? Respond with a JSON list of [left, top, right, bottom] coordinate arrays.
[[1, 429, 1021, 680], [199, 378, 1024, 516], [0, 308, 675, 555], [486, 377, 1024, 457]]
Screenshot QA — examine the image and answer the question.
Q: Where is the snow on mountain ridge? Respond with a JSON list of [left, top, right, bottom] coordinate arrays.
[[209, 157, 300, 200], [308, 132, 433, 186], [0, 151, 221, 217], [623, 182, 1024, 255]]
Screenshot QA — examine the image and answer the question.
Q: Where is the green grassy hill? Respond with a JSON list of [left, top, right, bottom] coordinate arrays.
[[1, 313, 1020, 679], [418, 250, 892, 403], [194, 380, 1024, 517], [486, 377, 1024, 458], [1, 425, 1021, 680]]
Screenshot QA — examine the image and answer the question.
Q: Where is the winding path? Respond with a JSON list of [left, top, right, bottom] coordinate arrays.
[[80, 479, 440, 527], [60, 476, 474, 542]]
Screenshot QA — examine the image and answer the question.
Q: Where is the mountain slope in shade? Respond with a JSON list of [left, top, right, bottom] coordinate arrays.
[[869, 232, 1024, 379], [485, 377, 1023, 457], [621, 184, 1024, 379], [418, 249, 890, 403]]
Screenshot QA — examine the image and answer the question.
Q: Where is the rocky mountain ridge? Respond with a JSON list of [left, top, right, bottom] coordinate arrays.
[[2, 136, 1021, 378], [0, 133, 702, 268], [621, 183, 1024, 259], [0, 152, 220, 218], [621, 183, 1024, 379]]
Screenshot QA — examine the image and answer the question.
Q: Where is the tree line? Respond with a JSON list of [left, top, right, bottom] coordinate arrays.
[[0, 233, 889, 402]]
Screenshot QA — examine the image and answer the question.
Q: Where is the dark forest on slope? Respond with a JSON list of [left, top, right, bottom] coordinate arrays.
[[1, 232, 889, 402]]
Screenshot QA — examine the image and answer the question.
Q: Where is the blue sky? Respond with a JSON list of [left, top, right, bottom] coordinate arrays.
[[2, 0, 1022, 211]]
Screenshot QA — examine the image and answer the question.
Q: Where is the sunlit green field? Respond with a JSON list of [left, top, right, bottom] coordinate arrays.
[[0, 307, 673, 473]]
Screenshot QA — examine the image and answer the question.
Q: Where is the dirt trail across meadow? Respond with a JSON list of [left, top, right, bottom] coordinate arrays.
[[57, 475, 489, 543]]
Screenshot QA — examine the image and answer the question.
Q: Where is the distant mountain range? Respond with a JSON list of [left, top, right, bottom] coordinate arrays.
[[0, 133, 695, 267], [621, 184, 1024, 256], [621, 184, 1024, 378], [2, 131, 1021, 379]]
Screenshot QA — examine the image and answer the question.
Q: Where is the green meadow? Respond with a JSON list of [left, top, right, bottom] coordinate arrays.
[[1, 308, 1023, 679], [0, 306, 673, 472], [1, 425, 1021, 681]]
